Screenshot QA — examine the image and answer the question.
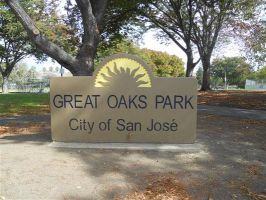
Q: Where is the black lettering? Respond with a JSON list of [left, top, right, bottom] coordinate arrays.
[[185, 96, 194, 109], [53, 95, 63, 108], [163, 96, 172, 109], [107, 95, 118, 108], [116, 119, 125, 131], [118, 95, 127, 108], [64, 95, 73, 108], [174, 95, 183, 109], [155, 95, 164, 109], [74, 95, 83, 108], [92, 95, 100, 108], [162, 122, 170, 131], [69, 118, 78, 130], [138, 95, 147, 109], [128, 95, 138, 109], [170, 119, 178, 131]]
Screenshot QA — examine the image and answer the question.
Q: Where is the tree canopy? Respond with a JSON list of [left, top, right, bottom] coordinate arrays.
[[0, 0, 73, 92], [2, 0, 264, 92], [221, 0, 266, 67]]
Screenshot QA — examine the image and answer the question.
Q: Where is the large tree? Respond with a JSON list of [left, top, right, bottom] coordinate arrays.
[[4, 0, 109, 76], [138, 0, 200, 77], [135, 0, 234, 90], [191, 0, 232, 90], [4, 0, 144, 76]]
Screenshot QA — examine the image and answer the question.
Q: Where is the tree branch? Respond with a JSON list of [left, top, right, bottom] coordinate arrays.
[[90, 0, 108, 26], [76, 0, 99, 59], [147, 15, 186, 52], [4, 0, 79, 73], [140, 6, 187, 52], [194, 57, 201, 66], [151, 2, 179, 26]]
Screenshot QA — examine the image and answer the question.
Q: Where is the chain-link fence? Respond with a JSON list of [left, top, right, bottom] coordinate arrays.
[[1, 78, 50, 93], [245, 79, 266, 90]]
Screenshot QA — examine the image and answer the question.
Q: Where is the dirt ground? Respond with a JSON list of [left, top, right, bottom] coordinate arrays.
[[198, 90, 266, 110], [0, 105, 265, 200]]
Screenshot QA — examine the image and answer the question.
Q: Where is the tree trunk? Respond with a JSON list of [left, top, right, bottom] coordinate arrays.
[[186, 60, 194, 77], [186, 59, 195, 77], [185, 49, 197, 77], [73, 57, 95, 76], [200, 58, 211, 91], [2, 76, 9, 94]]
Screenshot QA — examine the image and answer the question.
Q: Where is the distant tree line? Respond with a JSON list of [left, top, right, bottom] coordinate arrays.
[[0, 63, 38, 90], [196, 57, 266, 89]]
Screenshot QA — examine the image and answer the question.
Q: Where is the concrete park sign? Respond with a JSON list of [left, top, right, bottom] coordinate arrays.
[[50, 54, 197, 143]]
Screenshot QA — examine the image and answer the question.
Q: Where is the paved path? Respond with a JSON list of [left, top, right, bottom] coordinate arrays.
[[0, 114, 50, 126], [198, 105, 266, 120], [0, 105, 265, 200]]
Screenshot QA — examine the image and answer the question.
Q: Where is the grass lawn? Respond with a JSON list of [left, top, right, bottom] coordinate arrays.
[[0, 93, 49, 116]]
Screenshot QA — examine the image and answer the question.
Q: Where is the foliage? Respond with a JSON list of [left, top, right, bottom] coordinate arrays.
[[132, 0, 265, 90], [3, 0, 100, 75], [97, 38, 184, 77], [223, 0, 266, 66], [0, 0, 71, 93], [255, 67, 266, 80], [9, 63, 37, 82], [0, 62, 38, 92], [0, 1, 35, 78], [96, 38, 141, 62], [248, 66, 266, 80], [5, 0, 149, 75], [211, 57, 252, 88], [141, 48, 184, 77], [0, 0, 64, 63], [64, 0, 144, 46]]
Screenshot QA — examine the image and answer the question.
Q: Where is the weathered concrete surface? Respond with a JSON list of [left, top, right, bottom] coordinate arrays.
[[198, 105, 266, 120], [0, 106, 265, 200], [49, 142, 204, 152]]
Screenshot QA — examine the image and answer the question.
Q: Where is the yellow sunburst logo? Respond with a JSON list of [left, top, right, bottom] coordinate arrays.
[[95, 57, 152, 88]]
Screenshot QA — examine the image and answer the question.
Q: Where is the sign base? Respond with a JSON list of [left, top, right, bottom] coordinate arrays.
[[49, 142, 203, 152]]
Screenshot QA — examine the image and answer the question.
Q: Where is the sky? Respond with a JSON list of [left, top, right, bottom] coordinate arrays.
[[141, 30, 242, 66]]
